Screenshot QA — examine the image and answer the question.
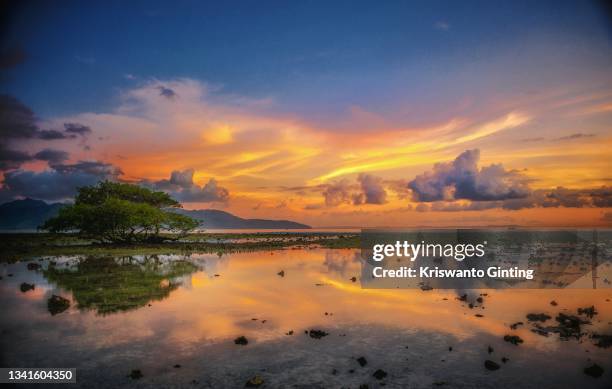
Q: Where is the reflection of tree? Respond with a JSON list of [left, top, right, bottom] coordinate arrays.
[[44, 255, 198, 315]]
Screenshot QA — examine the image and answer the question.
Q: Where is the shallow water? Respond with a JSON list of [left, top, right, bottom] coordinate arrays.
[[1, 249, 611, 388]]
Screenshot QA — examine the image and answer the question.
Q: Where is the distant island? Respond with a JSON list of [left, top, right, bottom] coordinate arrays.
[[0, 199, 311, 230], [173, 208, 311, 229]]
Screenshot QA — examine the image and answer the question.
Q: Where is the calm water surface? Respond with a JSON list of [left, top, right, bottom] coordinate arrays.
[[1, 249, 610, 388]]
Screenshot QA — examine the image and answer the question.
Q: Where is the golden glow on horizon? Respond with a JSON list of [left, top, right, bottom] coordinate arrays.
[[51, 79, 611, 227]]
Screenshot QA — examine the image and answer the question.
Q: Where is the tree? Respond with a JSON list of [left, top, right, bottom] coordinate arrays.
[[42, 181, 199, 243]]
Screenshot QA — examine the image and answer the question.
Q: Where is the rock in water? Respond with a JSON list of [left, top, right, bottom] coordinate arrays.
[[245, 375, 264, 387], [27, 262, 41, 271], [526, 313, 551, 322], [372, 369, 387, 380], [583, 363, 603, 378], [47, 295, 70, 315], [484, 360, 500, 371], [128, 370, 143, 379], [277, 270, 285, 277], [503, 335, 523, 345], [577, 306, 597, 318], [234, 336, 248, 345], [20, 283, 35, 293], [308, 329, 329, 339], [356, 357, 367, 367]]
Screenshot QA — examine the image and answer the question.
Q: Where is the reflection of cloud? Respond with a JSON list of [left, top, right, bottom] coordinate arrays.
[[323, 250, 361, 277]]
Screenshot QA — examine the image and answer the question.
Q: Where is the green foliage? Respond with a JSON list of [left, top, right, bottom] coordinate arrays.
[[44, 255, 198, 315], [42, 181, 198, 243]]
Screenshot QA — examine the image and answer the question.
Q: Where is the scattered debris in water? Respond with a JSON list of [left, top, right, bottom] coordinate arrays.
[[591, 333, 612, 348], [583, 363, 603, 378], [245, 375, 264, 387], [234, 336, 249, 345], [577, 306, 597, 318], [27, 262, 41, 271], [503, 335, 523, 345], [308, 329, 329, 339], [372, 369, 387, 380], [526, 313, 552, 322], [20, 282, 35, 292], [484, 360, 500, 371], [128, 370, 143, 379], [47, 295, 70, 315]]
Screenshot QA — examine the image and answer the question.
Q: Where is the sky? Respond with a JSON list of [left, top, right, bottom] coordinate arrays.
[[0, 0, 611, 227]]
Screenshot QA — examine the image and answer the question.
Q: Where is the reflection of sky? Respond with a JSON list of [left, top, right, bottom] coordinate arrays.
[[1, 250, 611, 387]]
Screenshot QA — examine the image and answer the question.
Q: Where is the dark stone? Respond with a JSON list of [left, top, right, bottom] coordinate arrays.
[[350, 277, 357, 282], [174, 364, 181, 368], [308, 329, 329, 339], [234, 336, 249, 345], [510, 321, 523, 330], [484, 360, 500, 371], [501, 357, 509, 363], [488, 345, 493, 354], [503, 335, 523, 345], [550, 300, 558, 306], [245, 375, 264, 387], [47, 295, 70, 315], [356, 356, 367, 367], [577, 306, 597, 318], [285, 330, 293, 335], [583, 363, 603, 378], [128, 370, 143, 379], [27, 262, 41, 271], [555, 313, 588, 339], [526, 313, 552, 322], [476, 297, 483, 303], [277, 270, 285, 277], [372, 369, 387, 380], [592, 333, 612, 348], [20, 282, 35, 292]]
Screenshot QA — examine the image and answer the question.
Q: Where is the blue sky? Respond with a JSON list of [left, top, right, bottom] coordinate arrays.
[[1, 0, 610, 119]]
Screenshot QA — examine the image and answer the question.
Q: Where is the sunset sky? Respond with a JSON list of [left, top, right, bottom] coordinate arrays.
[[1, 0, 611, 227]]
